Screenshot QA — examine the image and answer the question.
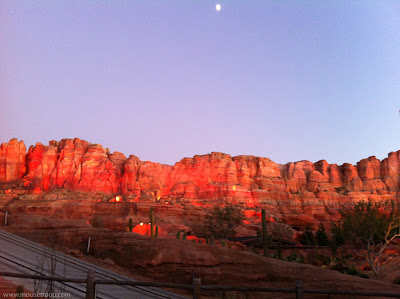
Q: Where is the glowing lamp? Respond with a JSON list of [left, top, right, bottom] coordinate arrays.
[[116, 196, 120, 202], [140, 222, 144, 226]]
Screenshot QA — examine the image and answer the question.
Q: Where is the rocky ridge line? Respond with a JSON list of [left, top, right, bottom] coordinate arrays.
[[1, 138, 399, 207]]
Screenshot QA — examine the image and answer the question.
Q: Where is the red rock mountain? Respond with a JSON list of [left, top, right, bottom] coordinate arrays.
[[1, 138, 399, 224]]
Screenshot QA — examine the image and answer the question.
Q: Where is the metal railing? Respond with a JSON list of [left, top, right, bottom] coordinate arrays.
[[1, 271, 400, 298]]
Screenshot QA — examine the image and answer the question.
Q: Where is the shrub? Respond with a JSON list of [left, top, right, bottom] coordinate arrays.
[[204, 204, 244, 239], [210, 235, 215, 245], [345, 264, 369, 279], [287, 252, 298, 262], [339, 199, 400, 276], [316, 223, 328, 246], [300, 225, 315, 245], [286, 252, 305, 263], [16, 286, 24, 298], [330, 221, 345, 262]]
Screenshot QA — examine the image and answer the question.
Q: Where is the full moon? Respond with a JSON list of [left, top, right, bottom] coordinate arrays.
[[216, 4, 221, 11]]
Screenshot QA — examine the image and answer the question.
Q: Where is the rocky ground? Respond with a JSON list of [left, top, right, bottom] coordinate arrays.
[[0, 195, 399, 298], [2, 226, 400, 299]]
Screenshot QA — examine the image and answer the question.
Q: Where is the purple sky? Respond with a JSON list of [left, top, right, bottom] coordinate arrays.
[[2, 1, 400, 166]]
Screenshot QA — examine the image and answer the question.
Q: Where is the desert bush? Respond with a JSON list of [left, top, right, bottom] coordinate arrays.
[[16, 286, 24, 298], [204, 204, 244, 239], [339, 199, 400, 276], [286, 252, 304, 263], [346, 264, 369, 279], [300, 225, 316, 246], [392, 275, 400, 284], [316, 254, 331, 266], [316, 223, 328, 246], [210, 235, 215, 245]]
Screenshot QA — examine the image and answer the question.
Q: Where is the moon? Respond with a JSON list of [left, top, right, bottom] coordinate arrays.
[[216, 4, 221, 11]]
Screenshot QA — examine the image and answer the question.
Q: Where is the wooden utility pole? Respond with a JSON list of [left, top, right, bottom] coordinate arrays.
[[296, 280, 304, 299], [193, 278, 201, 299]]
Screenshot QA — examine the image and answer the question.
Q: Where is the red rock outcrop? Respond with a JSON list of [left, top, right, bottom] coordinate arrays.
[[1, 138, 400, 225], [24, 141, 58, 193], [0, 138, 26, 183]]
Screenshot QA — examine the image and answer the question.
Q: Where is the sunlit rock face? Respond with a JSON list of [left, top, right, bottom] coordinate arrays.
[[1, 138, 400, 225], [0, 138, 26, 183]]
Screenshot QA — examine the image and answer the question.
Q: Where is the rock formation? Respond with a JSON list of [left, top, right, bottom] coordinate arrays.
[[0, 138, 26, 183], [1, 138, 399, 225]]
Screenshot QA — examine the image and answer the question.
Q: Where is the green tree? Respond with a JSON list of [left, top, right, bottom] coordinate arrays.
[[330, 221, 345, 263], [300, 225, 316, 246], [204, 204, 244, 239], [339, 199, 400, 277], [316, 223, 328, 246]]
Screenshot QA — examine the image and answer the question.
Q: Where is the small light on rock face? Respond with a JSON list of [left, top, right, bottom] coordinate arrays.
[[140, 222, 144, 226], [116, 196, 120, 202]]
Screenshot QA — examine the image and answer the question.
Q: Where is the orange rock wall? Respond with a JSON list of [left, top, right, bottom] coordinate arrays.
[[0, 138, 26, 183], [1, 138, 400, 206]]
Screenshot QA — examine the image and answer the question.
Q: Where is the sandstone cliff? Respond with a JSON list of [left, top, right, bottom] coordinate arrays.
[[1, 138, 399, 224]]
